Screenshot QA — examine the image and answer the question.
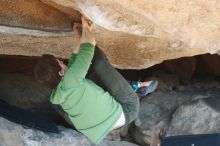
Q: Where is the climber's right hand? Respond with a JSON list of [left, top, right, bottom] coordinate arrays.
[[80, 16, 96, 46], [73, 22, 82, 40]]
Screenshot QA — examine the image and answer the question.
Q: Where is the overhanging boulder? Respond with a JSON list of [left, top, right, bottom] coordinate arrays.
[[1, 0, 219, 69], [40, 0, 219, 69]]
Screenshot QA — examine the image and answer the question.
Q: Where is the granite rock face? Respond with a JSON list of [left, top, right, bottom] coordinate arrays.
[[40, 0, 220, 69], [133, 91, 191, 146], [166, 90, 220, 136], [1, 0, 220, 69], [129, 72, 220, 146], [0, 0, 79, 31], [0, 0, 80, 58]]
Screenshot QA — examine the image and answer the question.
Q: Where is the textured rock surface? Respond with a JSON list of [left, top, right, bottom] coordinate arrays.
[[0, 26, 77, 58], [0, 0, 81, 58], [166, 92, 220, 136], [0, 0, 79, 31], [2, 0, 220, 69], [163, 57, 197, 84], [132, 75, 220, 146], [0, 73, 52, 110], [133, 91, 191, 146], [40, 0, 220, 69], [0, 117, 139, 146]]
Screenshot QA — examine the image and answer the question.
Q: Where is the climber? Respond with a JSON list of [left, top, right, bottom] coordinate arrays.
[[34, 16, 139, 144]]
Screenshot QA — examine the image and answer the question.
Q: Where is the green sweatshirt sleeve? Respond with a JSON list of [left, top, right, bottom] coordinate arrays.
[[68, 53, 77, 67], [62, 43, 95, 89]]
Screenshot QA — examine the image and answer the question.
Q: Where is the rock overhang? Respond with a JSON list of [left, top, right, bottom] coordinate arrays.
[[0, 0, 220, 69]]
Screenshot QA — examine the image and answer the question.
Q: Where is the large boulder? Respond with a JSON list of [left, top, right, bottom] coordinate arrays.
[[166, 92, 220, 136], [133, 91, 191, 146], [1, 0, 220, 69], [40, 0, 220, 69], [132, 76, 220, 146]]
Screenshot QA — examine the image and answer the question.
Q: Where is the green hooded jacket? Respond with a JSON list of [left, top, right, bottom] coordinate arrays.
[[50, 43, 122, 144]]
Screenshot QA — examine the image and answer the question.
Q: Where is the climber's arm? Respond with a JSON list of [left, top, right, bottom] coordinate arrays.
[[68, 22, 82, 67], [63, 17, 96, 88], [68, 18, 94, 67]]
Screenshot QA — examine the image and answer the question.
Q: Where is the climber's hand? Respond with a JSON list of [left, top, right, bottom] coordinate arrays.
[[80, 16, 96, 46], [73, 22, 82, 40]]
